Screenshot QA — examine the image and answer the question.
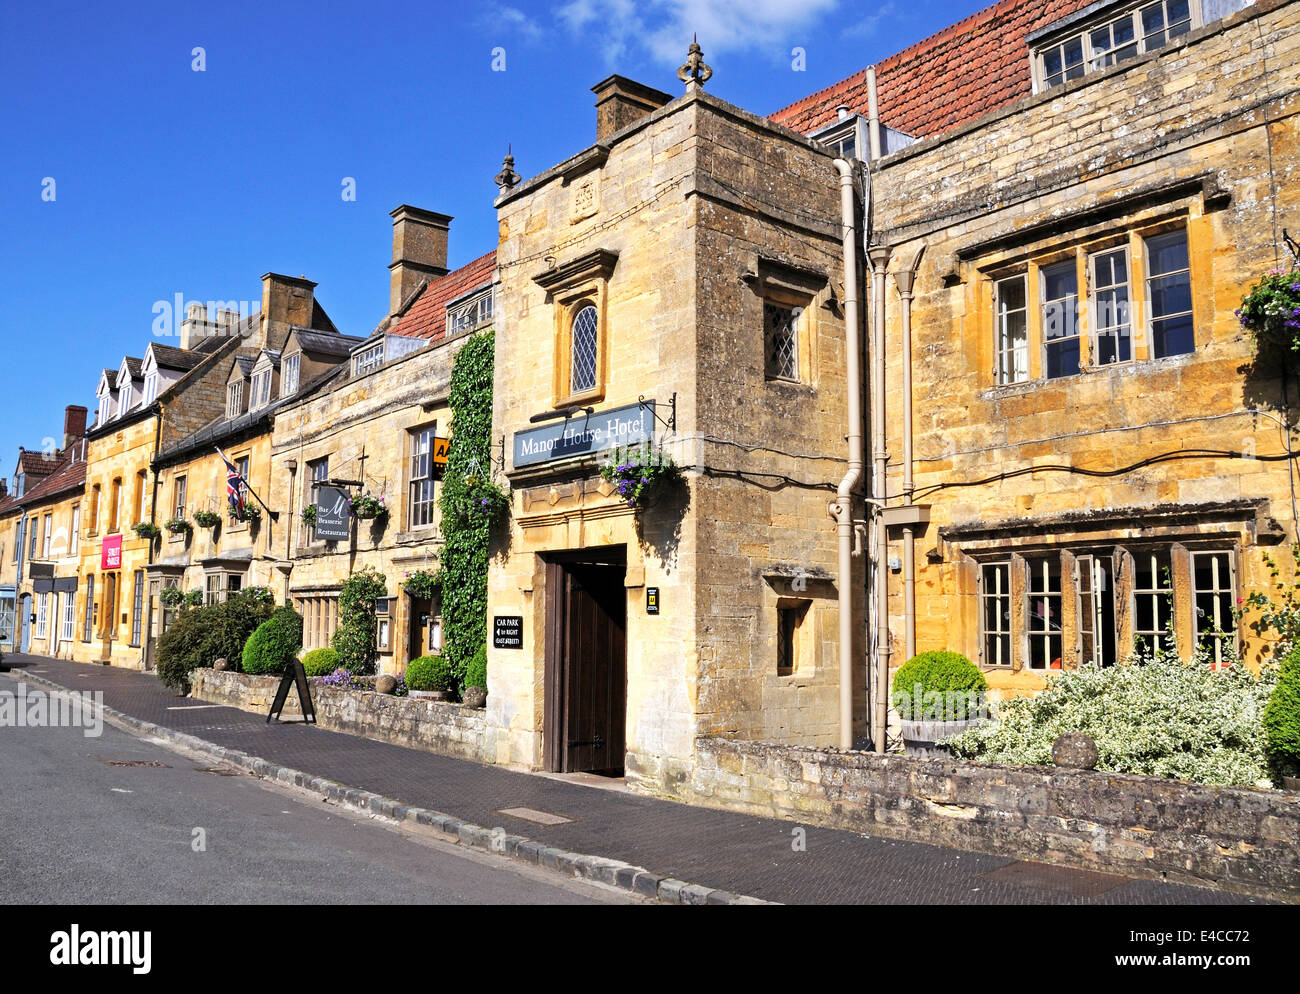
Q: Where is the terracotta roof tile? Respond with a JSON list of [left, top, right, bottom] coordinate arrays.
[[770, 0, 1095, 141], [388, 251, 497, 343]]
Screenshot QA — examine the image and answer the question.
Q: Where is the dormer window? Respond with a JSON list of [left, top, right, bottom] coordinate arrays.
[[13, 473, 24, 498], [446, 286, 496, 336], [227, 381, 244, 419], [1032, 1, 1246, 92], [353, 343, 384, 377], [97, 394, 114, 427], [143, 372, 158, 405], [281, 353, 300, 397], [118, 383, 132, 418], [250, 370, 272, 410]]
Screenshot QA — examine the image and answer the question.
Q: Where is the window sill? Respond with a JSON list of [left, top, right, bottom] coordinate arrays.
[[556, 385, 606, 409]]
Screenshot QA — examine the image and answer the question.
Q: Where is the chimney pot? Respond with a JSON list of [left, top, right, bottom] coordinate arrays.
[[63, 405, 88, 450]]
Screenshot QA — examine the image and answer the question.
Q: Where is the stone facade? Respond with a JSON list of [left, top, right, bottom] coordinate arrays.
[[864, 0, 1300, 701]]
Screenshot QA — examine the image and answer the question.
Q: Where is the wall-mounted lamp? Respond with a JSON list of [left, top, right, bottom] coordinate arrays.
[[528, 406, 593, 424]]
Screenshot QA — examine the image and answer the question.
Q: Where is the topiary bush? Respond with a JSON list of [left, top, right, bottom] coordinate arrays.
[[155, 592, 274, 693], [1263, 644, 1300, 782], [946, 649, 1279, 787], [464, 642, 487, 691], [405, 654, 456, 693], [301, 647, 341, 677], [241, 606, 303, 676], [892, 650, 987, 721], [332, 566, 387, 675]]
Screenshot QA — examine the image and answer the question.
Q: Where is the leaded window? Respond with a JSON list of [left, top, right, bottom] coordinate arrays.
[[764, 303, 801, 381], [571, 305, 598, 393]]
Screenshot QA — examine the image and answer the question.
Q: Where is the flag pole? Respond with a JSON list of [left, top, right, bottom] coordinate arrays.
[[214, 446, 276, 520]]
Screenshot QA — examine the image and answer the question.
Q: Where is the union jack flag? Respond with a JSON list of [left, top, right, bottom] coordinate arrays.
[[218, 449, 245, 516]]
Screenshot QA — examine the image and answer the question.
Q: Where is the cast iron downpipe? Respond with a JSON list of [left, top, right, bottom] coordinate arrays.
[[895, 246, 926, 662], [869, 246, 890, 753], [830, 157, 863, 752]]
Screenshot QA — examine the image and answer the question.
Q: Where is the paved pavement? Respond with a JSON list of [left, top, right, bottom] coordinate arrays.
[[3, 653, 1269, 904], [0, 701, 631, 904]]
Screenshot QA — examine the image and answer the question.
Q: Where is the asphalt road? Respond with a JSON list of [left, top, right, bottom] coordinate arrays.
[[0, 685, 634, 905]]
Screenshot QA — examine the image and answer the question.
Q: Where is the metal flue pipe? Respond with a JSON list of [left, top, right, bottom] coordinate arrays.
[[895, 245, 927, 662], [831, 157, 863, 752], [868, 245, 890, 753]]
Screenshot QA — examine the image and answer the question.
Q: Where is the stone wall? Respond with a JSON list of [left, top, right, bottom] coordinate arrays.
[[190, 667, 491, 763], [689, 737, 1300, 899]]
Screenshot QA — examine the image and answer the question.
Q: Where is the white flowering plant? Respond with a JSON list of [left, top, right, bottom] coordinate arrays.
[[943, 648, 1279, 788]]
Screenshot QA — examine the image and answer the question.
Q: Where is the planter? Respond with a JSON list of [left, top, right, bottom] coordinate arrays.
[[408, 689, 450, 701], [900, 717, 984, 758]]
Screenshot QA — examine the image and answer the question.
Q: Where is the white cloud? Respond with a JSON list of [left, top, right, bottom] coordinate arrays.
[[555, 0, 840, 66], [482, 4, 548, 43]]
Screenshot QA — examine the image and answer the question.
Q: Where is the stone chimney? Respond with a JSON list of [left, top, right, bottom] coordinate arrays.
[[592, 75, 673, 141], [63, 405, 87, 449], [179, 301, 214, 350], [260, 274, 317, 350], [389, 206, 451, 316]]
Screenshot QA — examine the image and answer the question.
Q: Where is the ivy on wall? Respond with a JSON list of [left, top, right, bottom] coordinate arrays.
[[333, 565, 387, 675], [438, 330, 497, 687]]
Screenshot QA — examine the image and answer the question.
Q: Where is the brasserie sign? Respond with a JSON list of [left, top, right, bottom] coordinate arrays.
[[513, 400, 654, 468]]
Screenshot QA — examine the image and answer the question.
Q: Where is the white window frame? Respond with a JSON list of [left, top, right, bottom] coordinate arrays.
[[35, 592, 48, 639], [446, 287, 496, 336], [1041, 259, 1080, 379], [1089, 245, 1134, 368], [118, 383, 132, 419], [250, 370, 271, 411], [70, 506, 79, 556], [143, 372, 158, 405], [1191, 549, 1237, 666], [408, 426, 438, 529], [979, 562, 1014, 668], [42, 514, 52, 560], [353, 343, 385, 377], [1144, 228, 1195, 359], [994, 275, 1029, 385], [281, 353, 301, 396], [60, 592, 75, 643], [1033, 0, 1205, 92], [227, 381, 243, 419]]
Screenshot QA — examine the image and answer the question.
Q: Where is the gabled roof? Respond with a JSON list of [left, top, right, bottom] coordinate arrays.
[[146, 342, 205, 373], [229, 354, 256, 379], [97, 369, 118, 395], [388, 250, 497, 342], [286, 327, 368, 359], [252, 349, 282, 372], [116, 357, 143, 384], [769, 0, 1095, 142], [15, 451, 85, 507]]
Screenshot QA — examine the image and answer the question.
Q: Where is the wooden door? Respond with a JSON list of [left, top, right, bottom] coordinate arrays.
[[550, 562, 627, 775]]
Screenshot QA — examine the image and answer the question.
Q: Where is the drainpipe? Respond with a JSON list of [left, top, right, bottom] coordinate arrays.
[[830, 156, 862, 752], [866, 66, 882, 162], [894, 245, 927, 662], [868, 245, 890, 753]]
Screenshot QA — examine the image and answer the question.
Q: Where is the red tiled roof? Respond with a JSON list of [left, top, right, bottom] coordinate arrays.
[[18, 453, 85, 506], [388, 251, 497, 342], [770, 0, 1095, 141]]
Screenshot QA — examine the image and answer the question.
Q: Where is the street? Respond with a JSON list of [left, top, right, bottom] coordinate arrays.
[[0, 686, 634, 905]]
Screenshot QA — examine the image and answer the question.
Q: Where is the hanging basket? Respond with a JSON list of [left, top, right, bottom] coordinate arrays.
[[1238, 267, 1300, 355], [350, 493, 388, 521], [459, 476, 510, 522], [600, 445, 682, 510], [193, 509, 221, 529]]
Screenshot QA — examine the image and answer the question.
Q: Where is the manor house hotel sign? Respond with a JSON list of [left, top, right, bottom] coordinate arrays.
[[513, 401, 655, 468]]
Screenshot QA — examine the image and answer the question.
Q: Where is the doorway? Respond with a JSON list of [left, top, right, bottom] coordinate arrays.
[[19, 594, 31, 653], [544, 547, 627, 776]]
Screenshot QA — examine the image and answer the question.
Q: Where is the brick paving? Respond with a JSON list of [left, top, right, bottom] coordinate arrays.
[[5, 654, 1268, 905]]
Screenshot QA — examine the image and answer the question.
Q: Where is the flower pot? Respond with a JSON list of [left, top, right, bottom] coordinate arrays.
[[900, 717, 983, 758], [408, 689, 449, 701]]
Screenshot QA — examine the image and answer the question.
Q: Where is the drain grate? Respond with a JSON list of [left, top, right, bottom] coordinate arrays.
[[101, 759, 170, 769], [979, 860, 1129, 898]]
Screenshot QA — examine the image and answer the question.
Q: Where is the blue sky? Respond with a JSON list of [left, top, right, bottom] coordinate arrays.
[[0, 0, 975, 476]]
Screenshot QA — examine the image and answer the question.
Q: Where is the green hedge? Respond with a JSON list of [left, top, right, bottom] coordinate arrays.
[[155, 593, 274, 693], [241, 606, 303, 676], [892, 650, 987, 721], [405, 654, 456, 692], [301, 647, 341, 677], [1264, 645, 1300, 781], [464, 643, 487, 691]]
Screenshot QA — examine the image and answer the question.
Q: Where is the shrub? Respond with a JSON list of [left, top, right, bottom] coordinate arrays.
[[945, 650, 1279, 787], [464, 643, 487, 691], [301, 647, 341, 677], [406, 654, 456, 692], [892, 650, 987, 721], [332, 566, 387, 675], [241, 606, 303, 676], [1264, 645, 1300, 781], [155, 592, 275, 693]]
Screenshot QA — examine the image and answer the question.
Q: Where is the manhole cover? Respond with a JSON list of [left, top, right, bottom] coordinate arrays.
[[979, 860, 1128, 898], [101, 759, 170, 769], [498, 807, 573, 826]]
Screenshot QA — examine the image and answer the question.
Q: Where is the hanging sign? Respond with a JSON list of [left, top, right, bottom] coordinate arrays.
[[512, 401, 654, 468], [100, 534, 122, 571], [432, 436, 450, 480], [313, 485, 352, 541]]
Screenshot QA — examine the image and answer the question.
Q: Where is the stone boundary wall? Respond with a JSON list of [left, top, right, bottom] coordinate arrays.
[[190, 668, 491, 764], [691, 738, 1300, 900]]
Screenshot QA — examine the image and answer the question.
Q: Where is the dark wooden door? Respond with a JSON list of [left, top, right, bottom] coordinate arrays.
[[548, 561, 626, 775]]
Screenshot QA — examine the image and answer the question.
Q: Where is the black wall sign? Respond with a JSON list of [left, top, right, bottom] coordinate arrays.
[[646, 587, 660, 615], [493, 615, 524, 649], [313, 485, 352, 541]]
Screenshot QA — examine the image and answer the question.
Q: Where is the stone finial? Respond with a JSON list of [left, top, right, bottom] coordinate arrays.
[[677, 35, 712, 90], [495, 146, 521, 196]]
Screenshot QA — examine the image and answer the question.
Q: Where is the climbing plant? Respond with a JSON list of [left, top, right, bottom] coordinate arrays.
[[438, 330, 497, 688], [332, 566, 388, 675]]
